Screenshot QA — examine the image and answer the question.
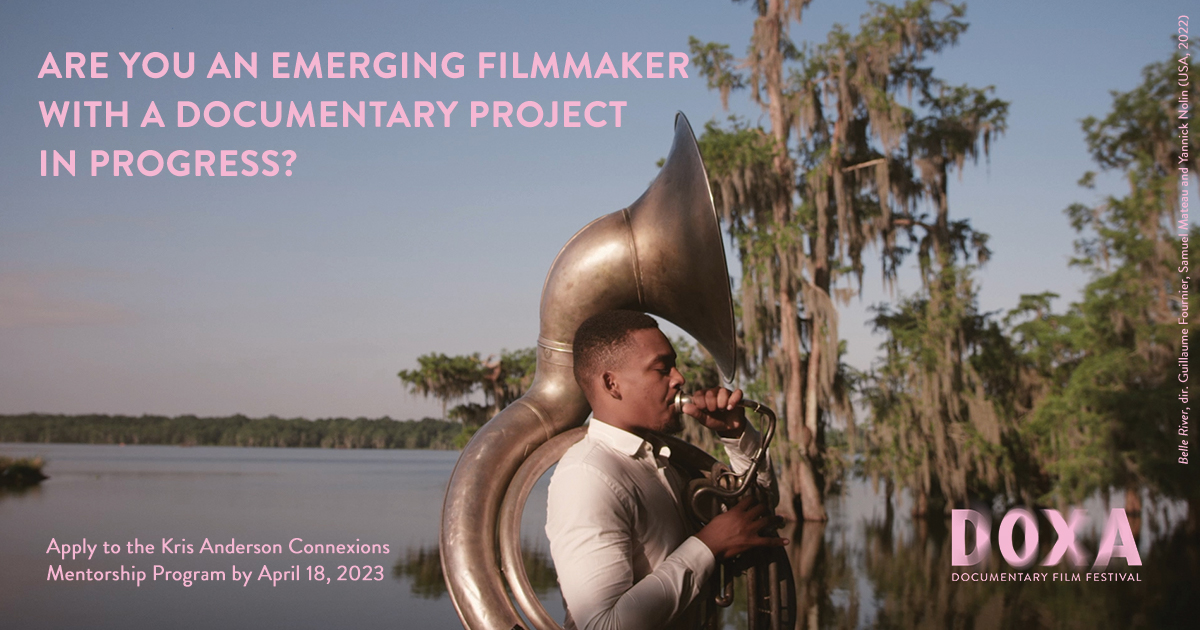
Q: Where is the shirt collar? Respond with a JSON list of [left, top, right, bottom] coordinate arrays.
[[588, 416, 672, 460], [588, 417, 651, 457]]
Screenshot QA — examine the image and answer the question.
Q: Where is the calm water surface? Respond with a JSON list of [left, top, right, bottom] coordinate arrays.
[[1, 443, 1193, 629], [0, 443, 520, 630]]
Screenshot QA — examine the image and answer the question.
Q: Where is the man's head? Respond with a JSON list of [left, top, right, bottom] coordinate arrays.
[[573, 310, 686, 434]]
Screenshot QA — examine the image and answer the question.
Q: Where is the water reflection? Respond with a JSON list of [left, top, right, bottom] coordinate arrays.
[[391, 498, 1196, 629], [2, 444, 1192, 630], [695, 489, 1198, 630], [808, 490, 1198, 630], [0, 454, 48, 496], [393, 542, 558, 600], [0, 483, 43, 500]]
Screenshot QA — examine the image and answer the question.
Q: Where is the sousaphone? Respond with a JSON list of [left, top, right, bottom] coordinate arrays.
[[439, 112, 795, 630]]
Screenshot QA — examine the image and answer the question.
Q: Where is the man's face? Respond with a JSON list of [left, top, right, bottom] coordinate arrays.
[[609, 328, 687, 434]]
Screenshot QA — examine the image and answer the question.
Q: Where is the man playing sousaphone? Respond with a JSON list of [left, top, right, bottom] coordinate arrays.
[[438, 113, 794, 630], [546, 309, 787, 630]]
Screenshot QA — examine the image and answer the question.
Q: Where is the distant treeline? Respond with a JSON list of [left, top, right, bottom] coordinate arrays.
[[0, 414, 465, 450]]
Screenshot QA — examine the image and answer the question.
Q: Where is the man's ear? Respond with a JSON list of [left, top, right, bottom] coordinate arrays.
[[601, 371, 622, 400]]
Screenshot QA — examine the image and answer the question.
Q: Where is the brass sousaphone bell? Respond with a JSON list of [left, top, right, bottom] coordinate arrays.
[[439, 113, 796, 630]]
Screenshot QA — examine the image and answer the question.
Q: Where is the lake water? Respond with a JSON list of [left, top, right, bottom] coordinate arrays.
[[1, 443, 1193, 629]]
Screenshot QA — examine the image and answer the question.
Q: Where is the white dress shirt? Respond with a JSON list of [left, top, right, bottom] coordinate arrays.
[[545, 416, 771, 630]]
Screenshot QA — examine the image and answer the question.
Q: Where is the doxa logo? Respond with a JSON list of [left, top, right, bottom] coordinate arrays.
[[952, 508, 1142, 570]]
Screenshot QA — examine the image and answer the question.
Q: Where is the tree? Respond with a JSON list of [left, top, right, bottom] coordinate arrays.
[[692, 0, 1003, 520], [864, 47, 1195, 521], [1016, 51, 1194, 521], [863, 267, 1019, 515], [398, 353, 485, 420], [398, 348, 537, 423], [862, 74, 1009, 515], [479, 348, 538, 415]]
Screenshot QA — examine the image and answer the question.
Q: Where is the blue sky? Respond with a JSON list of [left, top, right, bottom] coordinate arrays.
[[0, 0, 1188, 418]]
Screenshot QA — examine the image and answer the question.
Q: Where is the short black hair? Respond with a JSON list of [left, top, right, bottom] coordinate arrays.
[[573, 310, 660, 391]]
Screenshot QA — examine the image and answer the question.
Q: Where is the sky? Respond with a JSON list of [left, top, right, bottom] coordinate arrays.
[[0, 0, 1188, 419]]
